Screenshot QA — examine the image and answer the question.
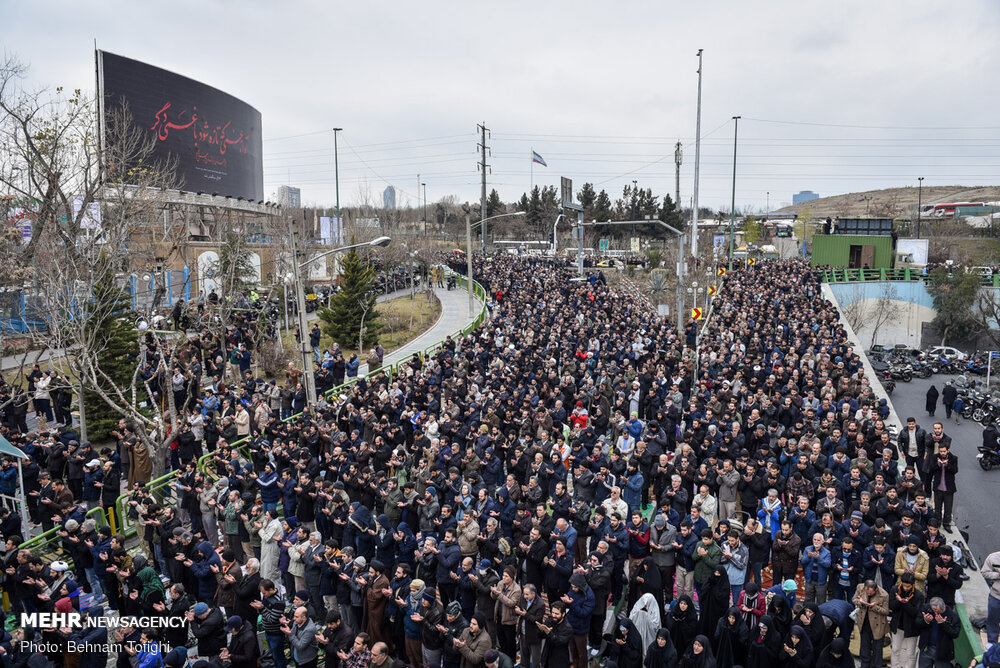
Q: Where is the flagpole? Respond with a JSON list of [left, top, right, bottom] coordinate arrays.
[[530, 147, 533, 193]]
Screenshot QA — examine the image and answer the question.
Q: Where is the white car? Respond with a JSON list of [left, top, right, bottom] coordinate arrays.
[[926, 345, 968, 362]]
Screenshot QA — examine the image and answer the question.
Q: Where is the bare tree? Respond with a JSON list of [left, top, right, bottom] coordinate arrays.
[[866, 282, 904, 348], [0, 56, 192, 471]]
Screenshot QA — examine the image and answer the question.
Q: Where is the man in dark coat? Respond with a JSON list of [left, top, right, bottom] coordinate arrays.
[[222, 615, 261, 668], [940, 383, 958, 420], [916, 597, 960, 668], [516, 584, 545, 668], [537, 600, 572, 668]]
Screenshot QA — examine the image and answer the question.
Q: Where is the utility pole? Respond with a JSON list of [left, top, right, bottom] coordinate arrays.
[[477, 123, 490, 252], [333, 128, 342, 232], [728, 116, 741, 271], [674, 141, 682, 211], [290, 223, 316, 405], [422, 183, 427, 231], [465, 214, 474, 314], [917, 177, 924, 238], [691, 49, 704, 260]]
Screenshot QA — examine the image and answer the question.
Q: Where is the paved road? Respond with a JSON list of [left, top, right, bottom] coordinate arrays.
[[356, 284, 481, 377], [887, 373, 998, 562]]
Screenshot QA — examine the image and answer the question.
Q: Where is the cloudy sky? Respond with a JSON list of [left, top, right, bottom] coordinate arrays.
[[6, 1, 1000, 212]]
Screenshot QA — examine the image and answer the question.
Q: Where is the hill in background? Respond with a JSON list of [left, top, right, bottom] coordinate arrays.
[[775, 185, 1000, 219]]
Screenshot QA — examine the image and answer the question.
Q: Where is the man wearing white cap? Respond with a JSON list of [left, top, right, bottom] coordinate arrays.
[[81, 459, 103, 509]]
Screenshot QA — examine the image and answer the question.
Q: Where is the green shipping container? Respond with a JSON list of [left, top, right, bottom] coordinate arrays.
[[809, 234, 894, 269]]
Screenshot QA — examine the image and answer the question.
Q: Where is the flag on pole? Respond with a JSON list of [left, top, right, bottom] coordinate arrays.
[[531, 151, 547, 167]]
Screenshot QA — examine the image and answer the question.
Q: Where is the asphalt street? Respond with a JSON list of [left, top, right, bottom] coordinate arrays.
[[887, 373, 999, 563]]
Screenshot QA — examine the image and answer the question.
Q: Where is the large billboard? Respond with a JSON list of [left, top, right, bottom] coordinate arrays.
[[99, 51, 264, 201]]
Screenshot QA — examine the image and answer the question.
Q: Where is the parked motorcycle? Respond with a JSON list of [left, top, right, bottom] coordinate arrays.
[[911, 360, 934, 378], [889, 363, 913, 382], [879, 368, 896, 395], [977, 444, 1000, 470], [967, 357, 989, 376]]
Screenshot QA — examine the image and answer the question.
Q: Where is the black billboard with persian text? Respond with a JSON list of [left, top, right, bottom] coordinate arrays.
[[99, 51, 264, 201]]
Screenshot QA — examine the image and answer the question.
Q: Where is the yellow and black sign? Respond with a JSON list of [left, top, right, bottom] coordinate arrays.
[[746, 258, 757, 266]]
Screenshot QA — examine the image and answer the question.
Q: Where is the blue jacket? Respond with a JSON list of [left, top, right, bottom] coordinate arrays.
[[189, 541, 223, 600], [623, 472, 644, 511], [346, 357, 360, 377], [82, 468, 103, 502], [605, 522, 629, 562], [437, 542, 462, 583], [257, 470, 281, 504], [800, 544, 832, 584], [566, 581, 595, 634], [0, 467, 16, 496]]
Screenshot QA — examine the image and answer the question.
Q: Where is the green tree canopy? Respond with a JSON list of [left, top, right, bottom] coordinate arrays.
[[84, 271, 139, 441], [319, 248, 382, 350], [926, 268, 982, 345]]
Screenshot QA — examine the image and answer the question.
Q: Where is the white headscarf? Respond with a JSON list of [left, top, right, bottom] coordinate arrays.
[[629, 592, 661, 658]]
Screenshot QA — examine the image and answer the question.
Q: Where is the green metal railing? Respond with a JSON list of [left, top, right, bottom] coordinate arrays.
[[22, 276, 489, 557], [820, 267, 1000, 286]]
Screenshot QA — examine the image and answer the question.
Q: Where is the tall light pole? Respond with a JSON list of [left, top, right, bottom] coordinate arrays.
[[674, 142, 682, 212], [728, 116, 741, 271], [292, 233, 391, 404], [691, 48, 704, 261], [917, 177, 924, 238], [421, 183, 427, 232], [333, 128, 342, 232]]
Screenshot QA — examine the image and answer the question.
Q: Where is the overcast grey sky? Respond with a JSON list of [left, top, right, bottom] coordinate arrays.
[[7, 0, 1000, 211]]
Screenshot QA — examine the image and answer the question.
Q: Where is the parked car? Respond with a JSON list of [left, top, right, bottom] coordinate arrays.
[[926, 345, 968, 362]]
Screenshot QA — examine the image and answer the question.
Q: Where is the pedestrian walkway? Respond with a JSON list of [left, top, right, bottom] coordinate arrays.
[[356, 285, 482, 377]]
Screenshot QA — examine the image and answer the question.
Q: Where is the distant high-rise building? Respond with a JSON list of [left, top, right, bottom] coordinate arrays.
[[793, 190, 819, 205], [383, 186, 396, 210], [277, 185, 301, 208]]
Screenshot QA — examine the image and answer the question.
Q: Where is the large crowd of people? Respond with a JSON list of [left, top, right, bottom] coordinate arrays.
[[0, 256, 980, 668]]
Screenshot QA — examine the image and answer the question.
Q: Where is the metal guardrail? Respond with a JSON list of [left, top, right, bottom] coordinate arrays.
[[820, 267, 1000, 286], [22, 277, 489, 557]]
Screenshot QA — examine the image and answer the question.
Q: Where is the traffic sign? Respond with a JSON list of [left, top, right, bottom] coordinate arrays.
[[691, 308, 704, 320], [599, 238, 609, 251], [707, 285, 717, 296], [717, 267, 727, 276], [747, 258, 757, 266]]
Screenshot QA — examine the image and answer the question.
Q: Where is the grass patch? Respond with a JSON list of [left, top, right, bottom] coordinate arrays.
[[282, 290, 443, 361]]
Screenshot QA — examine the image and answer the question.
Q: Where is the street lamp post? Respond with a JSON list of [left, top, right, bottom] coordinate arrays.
[[292, 231, 391, 404], [333, 128, 342, 233], [691, 48, 704, 259], [729, 116, 741, 272], [917, 177, 924, 238]]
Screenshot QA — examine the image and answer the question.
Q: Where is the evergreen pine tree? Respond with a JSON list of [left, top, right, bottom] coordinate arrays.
[[84, 271, 139, 441], [319, 248, 382, 350]]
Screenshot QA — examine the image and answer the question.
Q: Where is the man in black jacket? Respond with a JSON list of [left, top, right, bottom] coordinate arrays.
[[537, 600, 572, 668], [889, 573, 925, 668], [897, 418, 927, 473], [234, 557, 262, 624], [916, 597, 960, 668], [926, 544, 963, 607], [221, 615, 260, 668], [516, 584, 545, 668], [317, 609, 354, 668], [187, 601, 226, 661], [927, 443, 958, 530]]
